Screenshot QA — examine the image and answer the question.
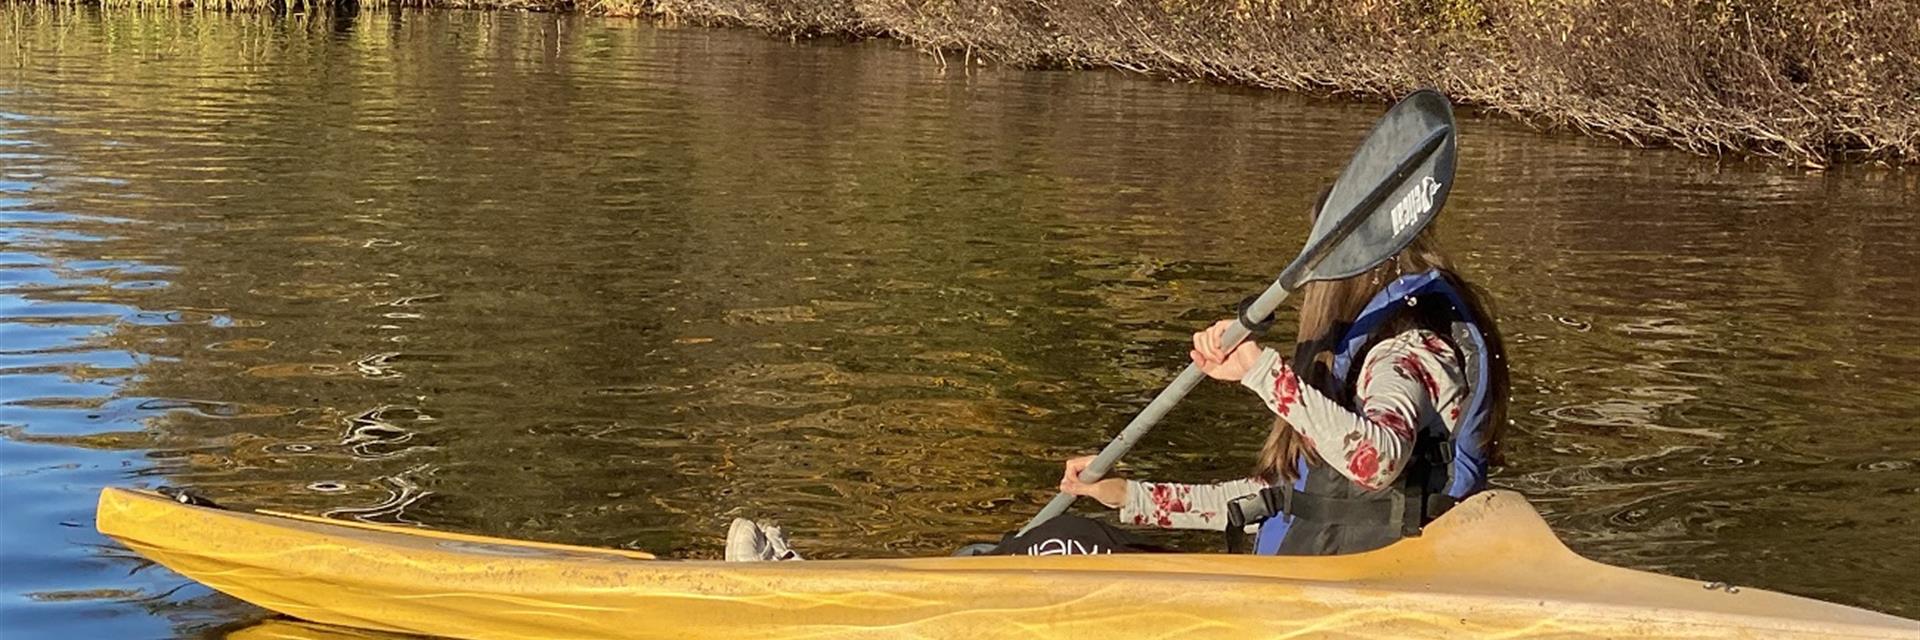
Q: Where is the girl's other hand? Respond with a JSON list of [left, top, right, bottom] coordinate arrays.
[[1190, 319, 1263, 381], [1060, 455, 1127, 508]]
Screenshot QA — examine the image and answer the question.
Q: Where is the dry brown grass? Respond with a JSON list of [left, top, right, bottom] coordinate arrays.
[[26, 0, 1919, 166], [635, 0, 1918, 167]]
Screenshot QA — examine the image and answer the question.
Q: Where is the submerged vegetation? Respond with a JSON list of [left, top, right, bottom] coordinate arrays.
[[19, 0, 1920, 166]]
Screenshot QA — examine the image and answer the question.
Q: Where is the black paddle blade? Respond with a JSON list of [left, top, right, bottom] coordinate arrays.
[[1306, 89, 1458, 281]]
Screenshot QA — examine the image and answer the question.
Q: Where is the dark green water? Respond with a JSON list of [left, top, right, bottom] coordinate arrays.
[[2, 6, 1917, 637]]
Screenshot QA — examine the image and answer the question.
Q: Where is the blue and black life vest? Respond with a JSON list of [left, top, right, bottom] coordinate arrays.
[[1226, 270, 1495, 556]]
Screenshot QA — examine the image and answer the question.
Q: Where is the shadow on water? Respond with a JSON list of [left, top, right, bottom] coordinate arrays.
[[1, 5, 1917, 637]]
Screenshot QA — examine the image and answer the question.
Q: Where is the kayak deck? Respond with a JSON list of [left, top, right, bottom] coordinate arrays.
[[97, 488, 1919, 639]]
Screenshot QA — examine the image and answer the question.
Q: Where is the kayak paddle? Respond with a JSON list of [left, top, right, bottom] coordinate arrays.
[[1019, 89, 1460, 534]]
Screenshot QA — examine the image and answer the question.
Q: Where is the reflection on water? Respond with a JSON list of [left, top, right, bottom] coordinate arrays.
[[0, 82, 254, 635], [3, 6, 1919, 636]]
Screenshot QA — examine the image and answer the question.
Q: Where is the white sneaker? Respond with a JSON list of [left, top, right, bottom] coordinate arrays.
[[760, 523, 801, 561], [725, 518, 771, 561], [725, 518, 803, 562]]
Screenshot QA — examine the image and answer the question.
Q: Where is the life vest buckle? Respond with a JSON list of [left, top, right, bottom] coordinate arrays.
[[1225, 485, 1292, 529]]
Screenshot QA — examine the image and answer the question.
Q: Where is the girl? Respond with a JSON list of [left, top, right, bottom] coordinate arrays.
[[1060, 224, 1510, 555]]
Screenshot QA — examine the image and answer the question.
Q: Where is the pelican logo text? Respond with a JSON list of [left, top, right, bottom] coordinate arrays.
[[1024, 538, 1109, 556], [1390, 176, 1443, 236]]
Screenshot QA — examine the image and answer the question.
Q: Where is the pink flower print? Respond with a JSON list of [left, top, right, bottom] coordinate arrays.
[[1394, 352, 1440, 399], [1147, 484, 1191, 527], [1273, 366, 1302, 417], [1366, 406, 1416, 440], [1348, 440, 1382, 486]]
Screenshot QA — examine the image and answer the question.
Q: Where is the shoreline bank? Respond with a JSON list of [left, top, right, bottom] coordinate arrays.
[[28, 0, 1920, 167]]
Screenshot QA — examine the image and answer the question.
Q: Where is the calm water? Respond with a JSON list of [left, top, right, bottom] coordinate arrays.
[[2, 6, 1918, 638]]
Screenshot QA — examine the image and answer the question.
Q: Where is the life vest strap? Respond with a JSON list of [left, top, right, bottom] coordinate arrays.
[[1226, 485, 1410, 529], [1225, 482, 1462, 552], [1426, 493, 1459, 520]]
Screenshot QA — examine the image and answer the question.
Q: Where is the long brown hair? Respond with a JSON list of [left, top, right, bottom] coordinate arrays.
[[1252, 201, 1510, 486]]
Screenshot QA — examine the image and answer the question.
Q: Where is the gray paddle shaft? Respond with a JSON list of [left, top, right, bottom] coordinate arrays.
[[1017, 219, 1352, 535]]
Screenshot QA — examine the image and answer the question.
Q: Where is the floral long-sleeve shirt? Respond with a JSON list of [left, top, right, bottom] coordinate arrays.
[[1118, 329, 1468, 530]]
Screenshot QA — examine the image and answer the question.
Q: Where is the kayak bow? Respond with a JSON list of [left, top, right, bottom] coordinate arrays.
[[96, 487, 1919, 639]]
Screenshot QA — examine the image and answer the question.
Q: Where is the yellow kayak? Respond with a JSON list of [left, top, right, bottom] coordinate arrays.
[[97, 487, 1919, 639]]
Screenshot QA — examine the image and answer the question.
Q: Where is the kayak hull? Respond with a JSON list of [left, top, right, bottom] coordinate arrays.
[[96, 488, 1920, 639]]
